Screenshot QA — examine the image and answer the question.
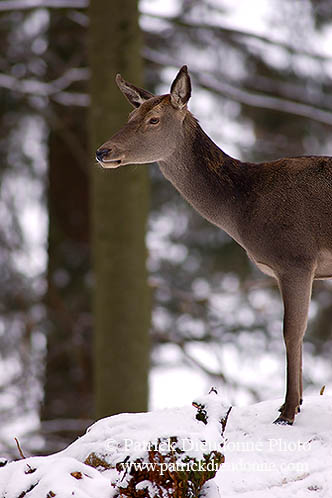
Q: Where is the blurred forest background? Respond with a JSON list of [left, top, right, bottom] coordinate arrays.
[[1, 0, 332, 458]]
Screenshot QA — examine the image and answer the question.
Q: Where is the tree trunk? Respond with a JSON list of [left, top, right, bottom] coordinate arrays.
[[88, 0, 150, 418], [42, 8, 93, 451]]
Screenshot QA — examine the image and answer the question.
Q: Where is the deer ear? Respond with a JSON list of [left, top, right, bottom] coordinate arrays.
[[170, 65, 191, 109], [116, 74, 154, 108]]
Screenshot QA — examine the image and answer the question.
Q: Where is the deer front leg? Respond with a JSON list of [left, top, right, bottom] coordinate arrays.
[[274, 270, 313, 425], [278, 344, 303, 413]]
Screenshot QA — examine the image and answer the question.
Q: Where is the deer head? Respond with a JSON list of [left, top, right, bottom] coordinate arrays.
[[96, 66, 192, 167]]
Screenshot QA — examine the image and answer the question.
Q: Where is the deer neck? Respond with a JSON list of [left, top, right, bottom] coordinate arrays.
[[158, 114, 244, 243]]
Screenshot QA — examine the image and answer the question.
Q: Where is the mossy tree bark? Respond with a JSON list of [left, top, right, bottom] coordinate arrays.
[[89, 0, 150, 418]]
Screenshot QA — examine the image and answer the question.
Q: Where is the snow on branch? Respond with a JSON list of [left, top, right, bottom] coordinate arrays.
[[144, 49, 332, 127], [197, 73, 332, 127], [143, 13, 331, 63], [0, 68, 90, 106], [0, 0, 88, 11], [3, 53, 332, 123]]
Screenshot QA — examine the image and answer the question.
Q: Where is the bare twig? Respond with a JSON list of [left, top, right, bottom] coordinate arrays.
[[14, 437, 26, 459]]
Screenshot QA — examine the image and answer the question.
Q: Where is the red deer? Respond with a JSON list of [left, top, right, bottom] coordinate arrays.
[[96, 66, 332, 425]]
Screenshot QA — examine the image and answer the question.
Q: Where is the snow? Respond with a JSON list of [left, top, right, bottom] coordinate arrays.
[[0, 456, 111, 498], [1, 394, 332, 497], [217, 395, 332, 497]]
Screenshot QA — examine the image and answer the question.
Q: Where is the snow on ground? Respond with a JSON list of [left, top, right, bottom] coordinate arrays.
[[0, 455, 111, 498], [0, 394, 331, 497], [217, 395, 332, 497]]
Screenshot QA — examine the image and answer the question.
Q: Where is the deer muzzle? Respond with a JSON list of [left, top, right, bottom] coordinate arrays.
[[95, 146, 123, 168]]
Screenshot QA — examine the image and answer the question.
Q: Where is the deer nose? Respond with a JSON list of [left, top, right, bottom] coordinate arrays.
[[96, 148, 111, 161]]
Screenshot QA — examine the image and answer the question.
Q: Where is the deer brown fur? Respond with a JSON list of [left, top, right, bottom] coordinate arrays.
[[96, 66, 332, 425]]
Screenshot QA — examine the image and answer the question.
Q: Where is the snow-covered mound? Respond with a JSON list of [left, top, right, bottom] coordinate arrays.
[[0, 391, 230, 497], [0, 394, 331, 497]]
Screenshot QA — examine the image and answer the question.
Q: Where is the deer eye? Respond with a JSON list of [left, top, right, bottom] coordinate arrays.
[[148, 117, 159, 125]]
